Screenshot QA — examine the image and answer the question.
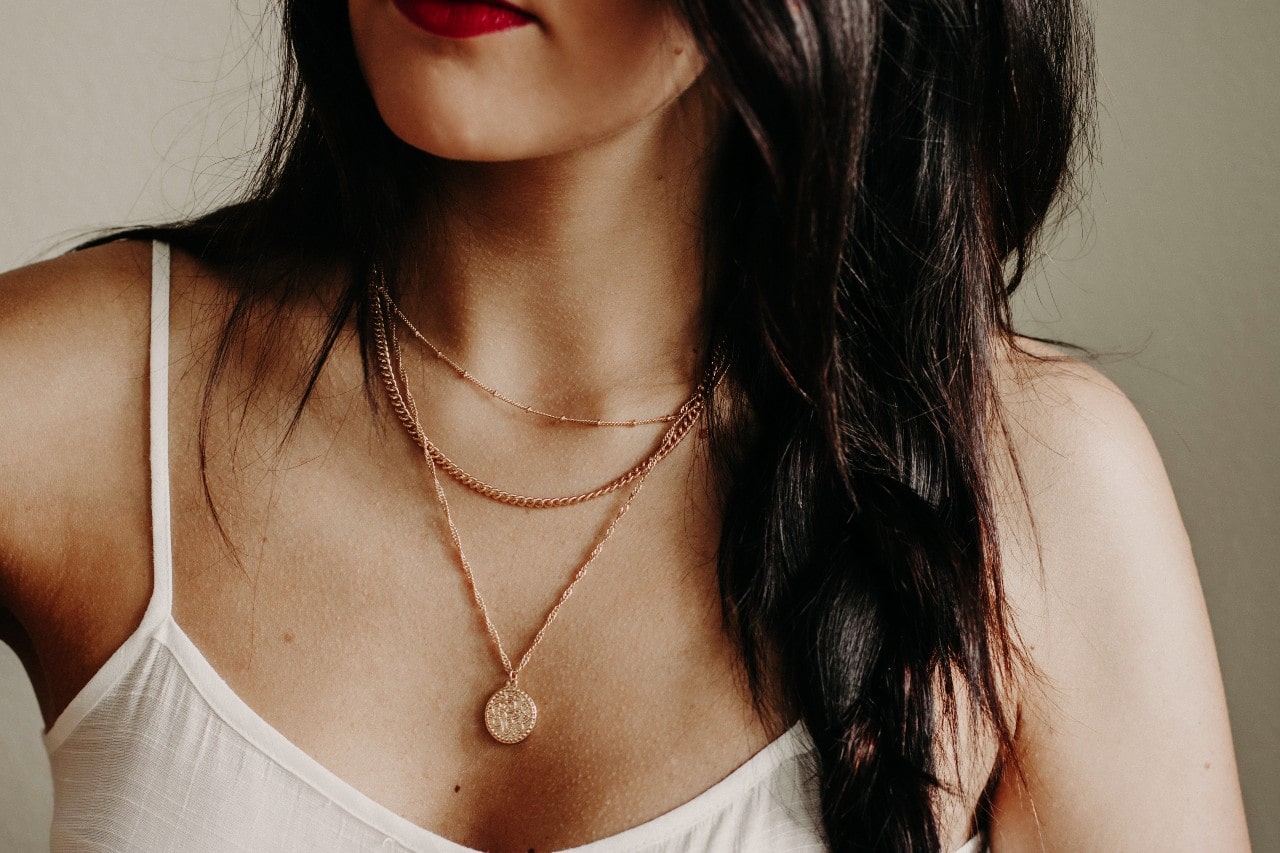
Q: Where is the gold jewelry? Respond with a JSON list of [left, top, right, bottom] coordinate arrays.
[[380, 286, 693, 427], [376, 286, 723, 509], [416, 405, 698, 509], [371, 286, 711, 744]]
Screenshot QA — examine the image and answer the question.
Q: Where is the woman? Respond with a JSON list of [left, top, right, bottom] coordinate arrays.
[[0, 0, 1250, 850]]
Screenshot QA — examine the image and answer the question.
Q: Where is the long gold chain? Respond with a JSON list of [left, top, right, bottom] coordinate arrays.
[[376, 285, 722, 509], [380, 286, 692, 427], [371, 285, 711, 743], [384, 327, 655, 682]]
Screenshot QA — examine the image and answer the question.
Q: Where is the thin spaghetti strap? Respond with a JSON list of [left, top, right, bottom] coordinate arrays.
[[40, 241, 177, 749], [144, 240, 174, 621]]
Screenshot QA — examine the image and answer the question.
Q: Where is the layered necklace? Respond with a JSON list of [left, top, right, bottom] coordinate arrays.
[[370, 279, 723, 744]]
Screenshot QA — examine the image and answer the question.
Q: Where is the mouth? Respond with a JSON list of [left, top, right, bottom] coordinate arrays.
[[391, 0, 537, 40]]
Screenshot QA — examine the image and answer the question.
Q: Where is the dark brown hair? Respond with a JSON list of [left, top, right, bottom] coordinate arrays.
[[91, 0, 1094, 847]]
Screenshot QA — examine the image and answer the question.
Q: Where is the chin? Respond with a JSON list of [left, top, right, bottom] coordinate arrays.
[[381, 110, 532, 163], [381, 111, 602, 164]]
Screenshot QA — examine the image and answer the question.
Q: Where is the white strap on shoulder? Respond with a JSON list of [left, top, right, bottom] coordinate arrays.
[[146, 240, 174, 620]]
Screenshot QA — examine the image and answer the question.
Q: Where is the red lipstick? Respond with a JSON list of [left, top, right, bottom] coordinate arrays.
[[392, 0, 535, 39]]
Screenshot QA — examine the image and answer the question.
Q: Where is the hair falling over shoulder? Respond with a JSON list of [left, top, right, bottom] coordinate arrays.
[[91, 0, 1095, 848]]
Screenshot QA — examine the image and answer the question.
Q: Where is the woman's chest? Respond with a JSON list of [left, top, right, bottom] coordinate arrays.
[[162, 416, 781, 850]]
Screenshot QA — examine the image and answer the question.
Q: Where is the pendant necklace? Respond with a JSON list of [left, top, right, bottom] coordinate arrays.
[[371, 284, 712, 743]]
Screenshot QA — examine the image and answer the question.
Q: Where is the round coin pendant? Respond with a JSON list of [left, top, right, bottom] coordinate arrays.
[[484, 685, 537, 744]]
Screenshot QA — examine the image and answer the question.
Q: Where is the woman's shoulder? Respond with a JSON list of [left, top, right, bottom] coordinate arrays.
[[989, 336, 1184, 631], [0, 238, 161, 386], [0, 238, 171, 435], [990, 334, 1192, 683], [986, 337, 1249, 847], [0, 237, 230, 508], [0, 239, 157, 523], [0, 237, 155, 346], [995, 336, 1147, 463], [0, 240, 161, 662]]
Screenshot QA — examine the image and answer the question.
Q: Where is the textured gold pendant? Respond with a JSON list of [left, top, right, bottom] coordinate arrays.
[[484, 684, 537, 744]]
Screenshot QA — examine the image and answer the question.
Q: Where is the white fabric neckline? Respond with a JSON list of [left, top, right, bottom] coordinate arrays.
[[45, 608, 814, 852], [165, 616, 814, 852]]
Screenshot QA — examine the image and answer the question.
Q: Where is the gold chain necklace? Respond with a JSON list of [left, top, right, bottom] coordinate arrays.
[[415, 406, 697, 509], [371, 285, 711, 743], [375, 285, 724, 509], [380, 287, 693, 427]]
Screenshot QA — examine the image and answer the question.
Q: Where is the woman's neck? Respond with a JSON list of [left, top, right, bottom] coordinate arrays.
[[397, 80, 721, 414]]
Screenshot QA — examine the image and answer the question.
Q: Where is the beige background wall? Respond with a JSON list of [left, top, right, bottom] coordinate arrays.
[[1, 1, 1276, 850]]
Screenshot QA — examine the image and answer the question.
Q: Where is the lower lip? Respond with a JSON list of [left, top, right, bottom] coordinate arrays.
[[392, 0, 534, 39]]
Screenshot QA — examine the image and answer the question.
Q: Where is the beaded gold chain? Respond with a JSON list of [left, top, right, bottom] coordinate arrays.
[[380, 288, 694, 427]]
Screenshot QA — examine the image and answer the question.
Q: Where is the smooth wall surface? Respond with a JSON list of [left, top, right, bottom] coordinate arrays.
[[1, 2, 1276, 850]]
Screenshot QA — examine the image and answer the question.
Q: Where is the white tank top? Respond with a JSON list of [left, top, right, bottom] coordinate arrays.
[[41, 242, 985, 853]]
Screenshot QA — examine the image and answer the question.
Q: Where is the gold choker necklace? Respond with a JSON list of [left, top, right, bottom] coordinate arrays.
[[379, 286, 704, 427]]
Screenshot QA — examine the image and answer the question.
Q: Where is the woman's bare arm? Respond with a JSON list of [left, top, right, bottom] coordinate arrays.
[[0, 241, 154, 724], [990, 347, 1251, 850]]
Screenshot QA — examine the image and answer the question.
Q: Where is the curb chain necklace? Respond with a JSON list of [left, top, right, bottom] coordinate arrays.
[[371, 284, 713, 743], [376, 284, 724, 509]]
